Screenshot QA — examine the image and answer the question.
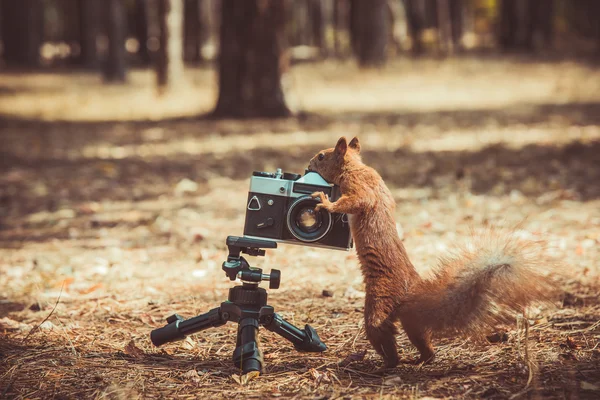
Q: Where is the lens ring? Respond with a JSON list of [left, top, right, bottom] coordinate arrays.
[[286, 196, 332, 242]]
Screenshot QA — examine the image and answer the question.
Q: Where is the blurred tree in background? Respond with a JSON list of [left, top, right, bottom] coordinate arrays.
[[212, 0, 291, 118], [1, 0, 600, 116], [498, 0, 553, 51], [104, 0, 128, 82], [350, 0, 389, 67], [156, 0, 184, 91], [134, 0, 151, 65], [0, 0, 44, 67], [78, 0, 101, 68]]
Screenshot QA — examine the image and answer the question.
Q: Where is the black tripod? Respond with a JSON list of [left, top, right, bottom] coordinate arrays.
[[150, 236, 327, 374]]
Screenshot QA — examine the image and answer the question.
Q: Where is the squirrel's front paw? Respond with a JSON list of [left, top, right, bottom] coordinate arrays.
[[312, 191, 332, 211], [315, 203, 327, 211], [311, 191, 329, 202]]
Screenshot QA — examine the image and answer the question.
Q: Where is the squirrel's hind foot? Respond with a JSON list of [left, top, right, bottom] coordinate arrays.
[[402, 353, 435, 366], [370, 365, 396, 376]]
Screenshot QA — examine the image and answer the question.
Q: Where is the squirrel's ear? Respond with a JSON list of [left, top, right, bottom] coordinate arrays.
[[348, 137, 360, 153], [335, 137, 348, 157]]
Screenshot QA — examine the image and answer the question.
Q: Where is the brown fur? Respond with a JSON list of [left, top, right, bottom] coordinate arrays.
[[308, 137, 556, 368]]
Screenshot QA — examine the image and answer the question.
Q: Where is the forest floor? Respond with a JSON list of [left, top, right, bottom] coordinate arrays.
[[0, 57, 599, 399]]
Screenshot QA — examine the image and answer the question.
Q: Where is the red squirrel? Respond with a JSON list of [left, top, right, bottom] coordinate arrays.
[[308, 136, 555, 368]]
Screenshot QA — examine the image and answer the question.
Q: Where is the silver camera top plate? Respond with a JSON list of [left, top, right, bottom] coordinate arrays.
[[249, 171, 332, 198]]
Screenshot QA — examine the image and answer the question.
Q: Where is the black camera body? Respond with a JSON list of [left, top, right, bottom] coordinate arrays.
[[243, 169, 353, 251]]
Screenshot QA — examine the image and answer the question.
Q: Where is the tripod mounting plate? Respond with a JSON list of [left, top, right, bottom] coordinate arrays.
[[227, 236, 277, 258]]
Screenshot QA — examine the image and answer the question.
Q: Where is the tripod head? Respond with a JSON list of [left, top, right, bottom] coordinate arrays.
[[222, 236, 280, 289]]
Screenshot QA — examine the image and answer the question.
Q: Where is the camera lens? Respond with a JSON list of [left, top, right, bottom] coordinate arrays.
[[286, 196, 332, 242], [296, 207, 320, 232]]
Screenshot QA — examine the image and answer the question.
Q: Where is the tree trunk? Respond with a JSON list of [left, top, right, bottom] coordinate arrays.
[[350, 0, 388, 67], [403, 0, 424, 55], [104, 0, 128, 83], [135, 0, 151, 65], [184, 0, 201, 63], [333, 0, 341, 56], [291, 0, 310, 47], [63, 0, 80, 49], [449, 0, 463, 51], [499, 0, 543, 51], [200, 0, 216, 60], [0, 0, 44, 67], [437, 0, 463, 54], [157, 0, 185, 91], [309, 0, 325, 55], [498, 0, 518, 50], [597, 2, 600, 55], [498, 0, 517, 50], [425, 0, 438, 28], [78, 0, 100, 68], [212, 0, 292, 118], [534, 0, 553, 49], [333, 0, 351, 58], [349, 0, 360, 57], [437, 0, 452, 54], [386, 0, 403, 55], [521, 0, 536, 50]]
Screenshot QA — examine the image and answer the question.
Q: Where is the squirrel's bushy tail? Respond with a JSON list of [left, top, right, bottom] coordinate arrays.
[[395, 230, 557, 337]]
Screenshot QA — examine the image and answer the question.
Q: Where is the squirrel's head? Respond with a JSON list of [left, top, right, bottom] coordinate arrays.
[[307, 136, 361, 185]]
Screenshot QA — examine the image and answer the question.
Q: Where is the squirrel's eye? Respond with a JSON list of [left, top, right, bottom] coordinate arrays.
[[318, 153, 324, 161]]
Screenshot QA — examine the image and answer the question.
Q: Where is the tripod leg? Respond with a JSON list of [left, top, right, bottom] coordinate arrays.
[[263, 313, 327, 352], [233, 318, 263, 374], [150, 307, 226, 347]]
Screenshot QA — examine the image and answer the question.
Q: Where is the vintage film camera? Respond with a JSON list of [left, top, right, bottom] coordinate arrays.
[[243, 169, 353, 250]]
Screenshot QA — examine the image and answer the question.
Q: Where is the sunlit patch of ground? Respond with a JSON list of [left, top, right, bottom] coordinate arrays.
[[0, 59, 599, 399], [0, 57, 599, 121]]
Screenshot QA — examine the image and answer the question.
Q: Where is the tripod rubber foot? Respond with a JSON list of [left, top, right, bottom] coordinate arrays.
[[294, 324, 327, 352], [150, 315, 185, 346]]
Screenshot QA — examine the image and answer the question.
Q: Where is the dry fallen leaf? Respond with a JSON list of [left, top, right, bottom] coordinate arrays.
[[77, 283, 103, 295], [123, 340, 145, 358], [559, 353, 578, 361], [182, 336, 196, 350], [0, 317, 32, 331], [339, 350, 367, 367], [383, 376, 403, 386], [182, 370, 202, 383], [139, 313, 157, 325], [344, 286, 365, 299], [566, 336, 580, 350], [232, 371, 260, 385], [581, 381, 600, 391], [57, 277, 75, 289], [309, 368, 331, 385]]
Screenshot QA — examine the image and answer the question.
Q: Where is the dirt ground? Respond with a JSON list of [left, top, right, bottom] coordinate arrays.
[[1, 57, 599, 399]]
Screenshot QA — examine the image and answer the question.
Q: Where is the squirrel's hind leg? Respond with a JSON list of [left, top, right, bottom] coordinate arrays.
[[365, 321, 399, 369], [401, 322, 435, 364]]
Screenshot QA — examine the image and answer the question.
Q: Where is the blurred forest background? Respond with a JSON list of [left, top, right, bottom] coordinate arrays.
[[0, 0, 599, 118], [1, 1, 600, 399]]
